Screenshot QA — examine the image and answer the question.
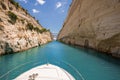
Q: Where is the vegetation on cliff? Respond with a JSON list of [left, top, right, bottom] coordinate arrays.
[[8, 11, 18, 24], [9, 0, 19, 9], [0, 0, 52, 55], [26, 23, 49, 33]]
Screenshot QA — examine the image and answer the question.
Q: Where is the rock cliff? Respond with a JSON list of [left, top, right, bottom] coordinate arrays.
[[0, 0, 52, 55], [58, 0, 120, 57]]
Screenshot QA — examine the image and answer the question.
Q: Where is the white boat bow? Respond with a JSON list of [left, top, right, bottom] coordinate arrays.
[[15, 64, 75, 80]]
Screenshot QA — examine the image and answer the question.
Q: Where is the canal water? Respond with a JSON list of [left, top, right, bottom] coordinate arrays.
[[0, 41, 120, 80]]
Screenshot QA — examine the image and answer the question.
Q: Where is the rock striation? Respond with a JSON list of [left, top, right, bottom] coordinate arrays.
[[58, 0, 120, 57], [0, 0, 52, 55]]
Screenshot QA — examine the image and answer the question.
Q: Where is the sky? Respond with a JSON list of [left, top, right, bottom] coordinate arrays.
[[15, 0, 72, 33]]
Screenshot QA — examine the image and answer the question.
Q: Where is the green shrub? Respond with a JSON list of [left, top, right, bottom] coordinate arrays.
[[9, 7, 13, 10], [40, 28, 48, 33], [9, 0, 16, 5], [33, 27, 39, 32], [5, 42, 13, 54], [9, 0, 19, 9], [1, 2, 6, 10], [37, 28, 49, 33], [25, 9, 28, 15], [21, 19, 25, 24], [22, 8, 28, 14], [26, 23, 34, 31], [26, 23, 49, 33], [36, 20, 39, 24], [8, 11, 17, 24]]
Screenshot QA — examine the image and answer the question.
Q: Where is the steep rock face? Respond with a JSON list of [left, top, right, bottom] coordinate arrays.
[[58, 0, 120, 57], [0, 0, 52, 55]]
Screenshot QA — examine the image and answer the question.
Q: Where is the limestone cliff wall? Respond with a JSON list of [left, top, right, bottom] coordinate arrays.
[[0, 0, 52, 55], [58, 0, 120, 57]]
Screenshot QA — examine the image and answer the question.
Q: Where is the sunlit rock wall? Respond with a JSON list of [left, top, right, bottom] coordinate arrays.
[[58, 0, 120, 57], [0, 0, 52, 55]]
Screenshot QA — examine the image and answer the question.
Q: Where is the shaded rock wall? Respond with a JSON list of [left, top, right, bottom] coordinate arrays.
[[0, 0, 52, 55], [58, 0, 120, 57]]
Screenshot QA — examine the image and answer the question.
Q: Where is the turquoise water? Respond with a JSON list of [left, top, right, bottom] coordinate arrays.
[[0, 41, 120, 80]]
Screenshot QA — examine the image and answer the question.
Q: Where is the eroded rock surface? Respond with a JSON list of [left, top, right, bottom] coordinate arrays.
[[0, 0, 52, 55], [58, 0, 120, 57]]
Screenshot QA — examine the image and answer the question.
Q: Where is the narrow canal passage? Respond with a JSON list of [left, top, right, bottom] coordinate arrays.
[[0, 41, 120, 80]]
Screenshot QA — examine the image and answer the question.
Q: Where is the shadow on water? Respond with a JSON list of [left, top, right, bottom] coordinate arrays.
[[70, 45, 120, 65]]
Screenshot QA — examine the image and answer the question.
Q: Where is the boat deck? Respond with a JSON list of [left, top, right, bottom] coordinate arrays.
[[15, 64, 75, 80]]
